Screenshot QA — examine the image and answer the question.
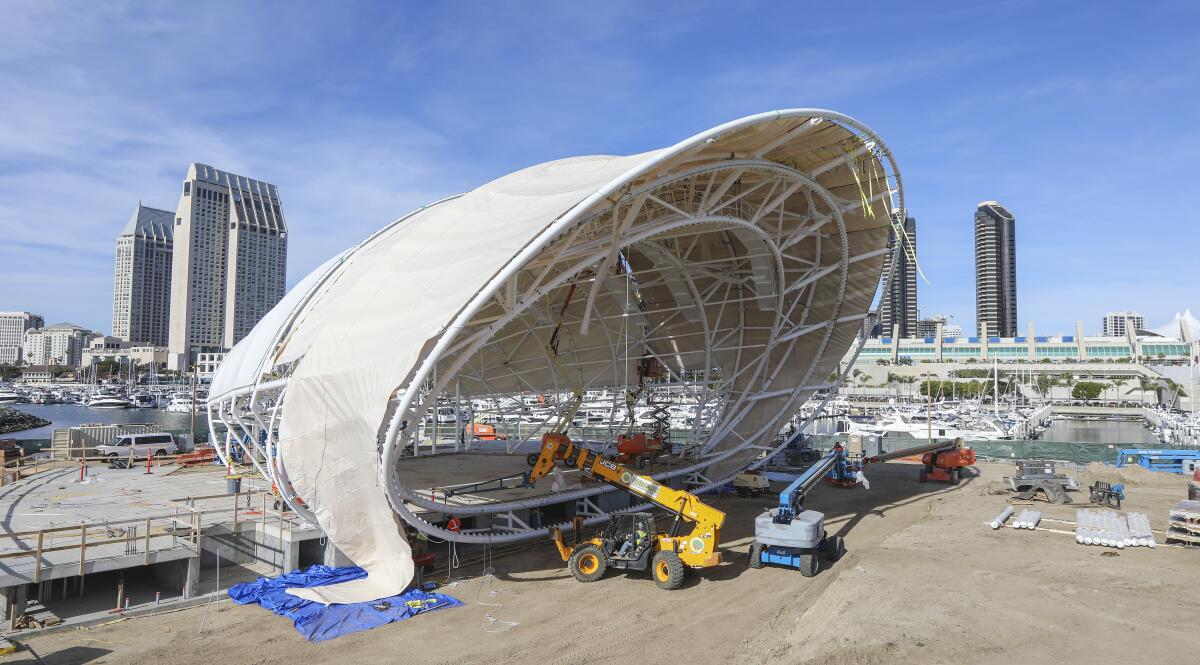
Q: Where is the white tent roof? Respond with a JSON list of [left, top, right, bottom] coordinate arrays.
[[211, 109, 903, 604], [1151, 309, 1200, 341]]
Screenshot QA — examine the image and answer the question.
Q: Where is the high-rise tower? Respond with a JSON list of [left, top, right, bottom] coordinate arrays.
[[974, 201, 1017, 337], [167, 164, 287, 370], [880, 214, 918, 337], [113, 204, 174, 346]]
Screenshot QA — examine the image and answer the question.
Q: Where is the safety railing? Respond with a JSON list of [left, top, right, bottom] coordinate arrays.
[[0, 488, 305, 586]]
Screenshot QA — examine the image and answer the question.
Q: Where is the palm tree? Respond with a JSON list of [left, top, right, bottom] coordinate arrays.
[[1034, 374, 1057, 401], [1111, 377, 1129, 401], [1128, 377, 1157, 405]]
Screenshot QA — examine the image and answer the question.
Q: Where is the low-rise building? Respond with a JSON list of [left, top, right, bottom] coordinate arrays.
[[19, 365, 77, 383], [852, 320, 1193, 365], [80, 336, 170, 368], [196, 352, 225, 379], [22, 323, 95, 367]]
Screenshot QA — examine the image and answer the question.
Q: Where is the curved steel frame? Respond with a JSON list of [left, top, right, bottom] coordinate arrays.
[[208, 108, 904, 545]]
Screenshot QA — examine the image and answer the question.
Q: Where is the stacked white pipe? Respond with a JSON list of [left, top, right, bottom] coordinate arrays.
[[1074, 509, 1156, 548], [990, 506, 1014, 529], [1011, 509, 1041, 529]]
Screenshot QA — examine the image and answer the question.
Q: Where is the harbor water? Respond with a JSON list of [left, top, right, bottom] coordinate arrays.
[[1044, 417, 1158, 445], [4, 403, 210, 441]]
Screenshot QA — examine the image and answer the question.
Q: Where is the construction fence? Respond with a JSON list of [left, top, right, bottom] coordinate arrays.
[[807, 434, 1200, 466]]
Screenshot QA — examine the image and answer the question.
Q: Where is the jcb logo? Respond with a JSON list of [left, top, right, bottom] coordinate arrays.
[[599, 459, 618, 471]]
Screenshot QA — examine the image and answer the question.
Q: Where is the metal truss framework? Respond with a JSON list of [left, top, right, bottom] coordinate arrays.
[[207, 109, 904, 547]]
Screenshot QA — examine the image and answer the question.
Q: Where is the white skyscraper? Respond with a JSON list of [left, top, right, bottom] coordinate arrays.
[[167, 164, 287, 370], [1103, 311, 1144, 337], [113, 204, 174, 346], [0, 312, 43, 365]]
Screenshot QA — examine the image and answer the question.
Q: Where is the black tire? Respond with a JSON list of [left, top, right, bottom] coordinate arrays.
[[568, 544, 607, 583], [748, 541, 764, 569], [154, 449, 167, 458], [736, 486, 750, 498], [948, 468, 960, 485], [798, 552, 820, 577], [526, 453, 539, 467], [823, 535, 845, 562], [918, 467, 928, 483], [636, 456, 648, 470], [651, 550, 686, 590]]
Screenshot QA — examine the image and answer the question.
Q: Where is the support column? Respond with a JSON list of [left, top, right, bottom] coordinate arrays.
[[2, 585, 28, 629], [935, 321, 944, 362], [1027, 321, 1036, 361], [1076, 321, 1086, 361], [183, 555, 200, 599], [281, 532, 300, 573], [980, 322, 989, 361]]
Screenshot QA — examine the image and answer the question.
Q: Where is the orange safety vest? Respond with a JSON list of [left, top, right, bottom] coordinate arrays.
[[447, 516, 462, 533]]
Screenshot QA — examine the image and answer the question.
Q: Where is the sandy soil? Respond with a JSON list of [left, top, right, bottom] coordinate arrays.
[[13, 461, 1200, 665]]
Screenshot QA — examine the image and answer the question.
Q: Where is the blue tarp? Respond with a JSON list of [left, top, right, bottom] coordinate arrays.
[[229, 564, 462, 642]]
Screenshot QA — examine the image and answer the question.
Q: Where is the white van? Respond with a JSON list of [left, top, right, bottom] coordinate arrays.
[[94, 432, 178, 459]]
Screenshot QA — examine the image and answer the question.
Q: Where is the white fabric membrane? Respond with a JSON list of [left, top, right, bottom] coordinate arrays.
[[212, 111, 898, 604]]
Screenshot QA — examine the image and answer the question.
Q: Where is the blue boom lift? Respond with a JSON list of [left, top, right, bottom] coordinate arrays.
[[750, 439, 967, 576], [1116, 449, 1200, 475], [748, 444, 858, 576]]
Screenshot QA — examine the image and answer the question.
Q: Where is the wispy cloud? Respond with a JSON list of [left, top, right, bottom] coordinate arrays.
[[0, 0, 1197, 336]]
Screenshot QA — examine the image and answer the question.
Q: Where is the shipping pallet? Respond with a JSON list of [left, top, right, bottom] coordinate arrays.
[[1166, 500, 1200, 546], [1165, 529, 1200, 545]]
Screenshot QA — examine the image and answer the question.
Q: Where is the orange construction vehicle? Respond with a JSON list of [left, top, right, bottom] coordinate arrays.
[[865, 437, 976, 485], [918, 445, 976, 484], [526, 432, 725, 590]]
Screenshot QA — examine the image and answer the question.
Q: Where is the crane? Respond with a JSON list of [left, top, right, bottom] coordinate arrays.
[[525, 432, 725, 590]]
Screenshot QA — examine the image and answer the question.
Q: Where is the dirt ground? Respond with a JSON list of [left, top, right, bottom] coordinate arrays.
[[13, 461, 1200, 665]]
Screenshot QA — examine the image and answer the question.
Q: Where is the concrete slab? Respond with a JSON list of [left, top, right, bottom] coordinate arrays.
[[0, 464, 315, 587]]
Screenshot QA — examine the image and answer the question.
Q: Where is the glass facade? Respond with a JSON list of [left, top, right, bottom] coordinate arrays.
[[854, 336, 1193, 363]]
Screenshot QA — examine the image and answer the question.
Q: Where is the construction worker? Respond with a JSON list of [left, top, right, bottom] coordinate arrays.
[[616, 522, 648, 558], [446, 515, 462, 533]]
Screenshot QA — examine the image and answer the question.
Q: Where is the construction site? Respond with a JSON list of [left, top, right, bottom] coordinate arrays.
[[2, 109, 1198, 663]]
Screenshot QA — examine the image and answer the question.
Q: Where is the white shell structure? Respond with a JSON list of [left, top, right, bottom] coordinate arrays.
[[207, 109, 903, 602]]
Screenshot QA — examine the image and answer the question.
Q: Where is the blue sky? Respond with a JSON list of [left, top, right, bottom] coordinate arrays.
[[1, 0, 1196, 336]]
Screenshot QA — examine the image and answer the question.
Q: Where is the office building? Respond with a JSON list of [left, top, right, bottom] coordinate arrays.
[[167, 164, 288, 370], [974, 201, 1018, 337], [880, 215, 918, 337], [0, 312, 43, 365], [113, 204, 174, 346], [22, 323, 94, 367], [915, 314, 951, 339], [1103, 311, 1144, 337], [861, 310, 881, 339]]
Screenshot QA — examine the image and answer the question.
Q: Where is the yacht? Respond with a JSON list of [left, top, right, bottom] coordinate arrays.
[[130, 392, 158, 408], [0, 389, 21, 404], [86, 392, 133, 409], [165, 392, 202, 413], [28, 390, 61, 405]]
